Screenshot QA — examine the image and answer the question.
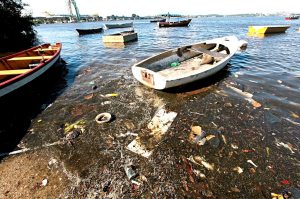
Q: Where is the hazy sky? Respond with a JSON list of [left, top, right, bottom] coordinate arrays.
[[23, 0, 299, 17]]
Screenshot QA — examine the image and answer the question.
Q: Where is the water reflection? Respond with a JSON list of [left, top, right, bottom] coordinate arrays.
[[0, 62, 67, 156]]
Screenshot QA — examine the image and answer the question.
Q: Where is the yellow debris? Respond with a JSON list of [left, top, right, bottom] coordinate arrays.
[[64, 119, 86, 133]]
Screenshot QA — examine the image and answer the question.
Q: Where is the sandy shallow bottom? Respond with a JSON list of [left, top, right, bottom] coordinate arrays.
[[0, 63, 299, 198]]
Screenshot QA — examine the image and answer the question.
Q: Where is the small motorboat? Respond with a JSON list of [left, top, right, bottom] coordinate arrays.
[[158, 19, 191, 27], [104, 22, 133, 29], [76, 27, 103, 35], [132, 36, 247, 90], [0, 43, 62, 97], [150, 18, 166, 23]]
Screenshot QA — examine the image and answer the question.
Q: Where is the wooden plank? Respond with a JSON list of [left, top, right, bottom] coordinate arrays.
[[33, 48, 58, 52], [189, 47, 228, 58], [8, 56, 52, 61], [0, 69, 31, 75]]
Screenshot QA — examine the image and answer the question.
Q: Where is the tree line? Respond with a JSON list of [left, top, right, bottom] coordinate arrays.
[[0, 0, 37, 52]]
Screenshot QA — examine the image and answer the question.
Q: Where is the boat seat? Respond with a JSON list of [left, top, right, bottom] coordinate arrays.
[[0, 69, 31, 75], [33, 48, 58, 52], [8, 56, 52, 61], [187, 47, 228, 58]]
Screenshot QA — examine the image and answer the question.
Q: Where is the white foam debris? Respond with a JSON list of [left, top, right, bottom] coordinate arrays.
[[127, 106, 177, 158], [247, 160, 258, 168], [275, 139, 295, 154], [233, 166, 244, 174]]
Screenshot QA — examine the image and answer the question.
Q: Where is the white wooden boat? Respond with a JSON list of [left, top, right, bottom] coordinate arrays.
[[0, 43, 61, 97], [132, 36, 247, 89], [104, 22, 133, 29]]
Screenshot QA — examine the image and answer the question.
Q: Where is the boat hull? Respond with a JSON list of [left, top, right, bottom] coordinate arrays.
[[104, 22, 133, 29], [0, 43, 61, 97], [285, 16, 299, 20], [248, 25, 290, 35], [103, 31, 137, 43], [150, 19, 166, 23], [76, 28, 103, 35], [132, 36, 247, 90], [158, 19, 191, 27]]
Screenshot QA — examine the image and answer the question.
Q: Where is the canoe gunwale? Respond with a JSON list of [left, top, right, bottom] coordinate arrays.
[[0, 43, 61, 89]]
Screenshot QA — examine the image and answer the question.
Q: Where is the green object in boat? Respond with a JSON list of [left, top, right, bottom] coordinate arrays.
[[171, 61, 180, 67]]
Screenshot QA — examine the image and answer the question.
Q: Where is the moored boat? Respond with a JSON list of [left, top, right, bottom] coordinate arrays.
[[248, 25, 290, 35], [104, 22, 133, 29], [150, 18, 166, 23], [131, 36, 247, 90], [285, 16, 299, 20], [76, 27, 103, 35], [158, 19, 191, 27], [0, 43, 62, 97], [103, 30, 137, 43]]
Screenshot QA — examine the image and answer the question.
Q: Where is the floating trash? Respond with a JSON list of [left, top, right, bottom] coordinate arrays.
[[193, 169, 206, 178], [92, 85, 98, 90], [231, 144, 239, 149], [65, 128, 81, 140], [275, 139, 295, 154], [207, 135, 220, 148], [124, 165, 138, 180], [266, 147, 270, 157], [231, 187, 241, 193], [102, 180, 111, 193], [191, 126, 202, 135], [280, 180, 290, 185], [271, 191, 292, 199], [84, 93, 93, 100], [127, 106, 177, 158], [48, 158, 58, 169], [104, 93, 118, 97], [41, 179, 48, 186], [247, 160, 258, 168], [64, 119, 86, 133], [242, 149, 254, 153], [283, 117, 300, 126], [189, 126, 207, 146], [233, 166, 244, 174], [290, 112, 299, 118], [221, 134, 227, 145], [101, 101, 111, 105], [95, 113, 112, 124], [188, 155, 214, 171], [116, 131, 138, 138], [252, 100, 262, 108], [127, 139, 153, 158]]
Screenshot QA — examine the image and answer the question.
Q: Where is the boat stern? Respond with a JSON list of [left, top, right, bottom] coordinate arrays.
[[132, 66, 166, 89]]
